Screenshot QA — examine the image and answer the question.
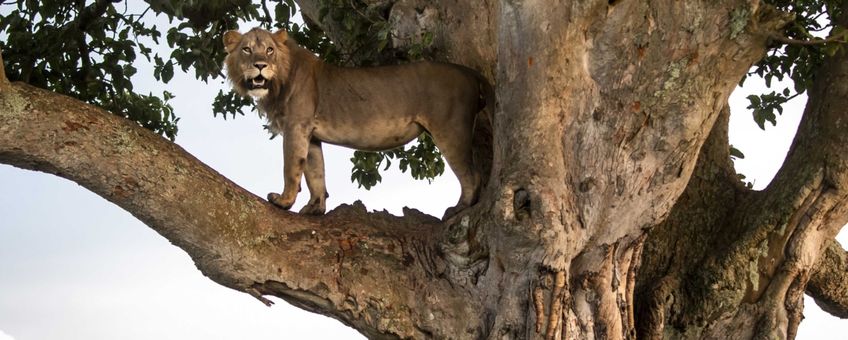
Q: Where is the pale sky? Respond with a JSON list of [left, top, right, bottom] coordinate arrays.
[[1, 8, 846, 340]]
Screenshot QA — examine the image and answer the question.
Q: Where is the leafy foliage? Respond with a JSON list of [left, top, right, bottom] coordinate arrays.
[[317, 0, 392, 65], [350, 134, 445, 189], [745, 89, 796, 129], [0, 0, 180, 138], [745, 0, 847, 129], [316, 0, 433, 65]]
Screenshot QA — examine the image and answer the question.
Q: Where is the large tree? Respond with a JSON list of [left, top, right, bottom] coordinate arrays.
[[1, 0, 847, 339]]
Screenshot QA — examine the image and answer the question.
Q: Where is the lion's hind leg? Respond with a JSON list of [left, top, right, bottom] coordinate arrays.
[[425, 109, 480, 220]]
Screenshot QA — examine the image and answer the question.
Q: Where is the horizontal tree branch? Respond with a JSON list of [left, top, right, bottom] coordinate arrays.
[[807, 239, 848, 318], [0, 81, 476, 338]]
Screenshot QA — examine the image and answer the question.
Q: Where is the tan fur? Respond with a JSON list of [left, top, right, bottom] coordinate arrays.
[[223, 28, 489, 218]]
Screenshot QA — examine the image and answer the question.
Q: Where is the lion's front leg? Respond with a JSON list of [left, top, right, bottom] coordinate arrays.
[[299, 139, 327, 215], [268, 128, 311, 210]]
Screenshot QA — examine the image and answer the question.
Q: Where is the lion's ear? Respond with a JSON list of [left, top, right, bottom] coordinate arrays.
[[272, 30, 289, 45], [223, 30, 243, 52]]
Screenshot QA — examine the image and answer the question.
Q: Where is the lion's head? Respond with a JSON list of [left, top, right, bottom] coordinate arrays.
[[223, 28, 291, 99]]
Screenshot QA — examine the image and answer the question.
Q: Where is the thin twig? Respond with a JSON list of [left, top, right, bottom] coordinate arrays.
[[784, 92, 801, 101], [261, 0, 273, 28], [770, 33, 848, 46]]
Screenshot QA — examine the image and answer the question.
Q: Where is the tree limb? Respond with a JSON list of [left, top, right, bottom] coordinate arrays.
[[0, 82, 477, 338], [803, 2, 848, 319], [718, 5, 848, 332], [807, 239, 848, 318], [759, 3, 848, 258], [636, 5, 848, 331], [706, 1, 848, 303]]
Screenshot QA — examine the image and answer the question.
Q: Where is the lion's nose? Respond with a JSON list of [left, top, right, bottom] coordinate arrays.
[[254, 62, 268, 70]]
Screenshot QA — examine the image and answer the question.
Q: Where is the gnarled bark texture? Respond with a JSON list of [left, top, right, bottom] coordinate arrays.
[[2, 1, 847, 339], [636, 3, 848, 338]]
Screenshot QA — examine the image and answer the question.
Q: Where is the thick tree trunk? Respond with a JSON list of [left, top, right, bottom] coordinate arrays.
[[2, 1, 847, 339], [465, 1, 795, 338]]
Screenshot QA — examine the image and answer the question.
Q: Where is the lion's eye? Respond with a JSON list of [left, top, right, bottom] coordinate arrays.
[[242, 47, 251, 54], [266, 47, 274, 55]]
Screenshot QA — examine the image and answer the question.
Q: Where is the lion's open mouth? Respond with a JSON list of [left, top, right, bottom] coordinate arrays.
[[247, 75, 269, 90]]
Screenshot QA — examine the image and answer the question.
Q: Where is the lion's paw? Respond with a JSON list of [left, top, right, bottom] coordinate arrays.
[[267, 192, 294, 210], [299, 200, 326, 215]]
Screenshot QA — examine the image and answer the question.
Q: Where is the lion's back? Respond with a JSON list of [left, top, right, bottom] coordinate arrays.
[[315, 61, 480, 119]]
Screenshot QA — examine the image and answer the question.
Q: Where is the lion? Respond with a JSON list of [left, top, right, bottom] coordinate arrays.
[[223, 28, 492, 219]]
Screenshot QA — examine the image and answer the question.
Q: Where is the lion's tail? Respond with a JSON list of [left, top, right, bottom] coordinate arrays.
[[472, 73, 495, 196]]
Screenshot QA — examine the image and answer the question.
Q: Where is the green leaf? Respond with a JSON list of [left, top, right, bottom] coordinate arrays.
[[162, 60, 174, 83], [729, 145, 745, 160], [753, 109, 767, 130], [275, 3, 290, 24]]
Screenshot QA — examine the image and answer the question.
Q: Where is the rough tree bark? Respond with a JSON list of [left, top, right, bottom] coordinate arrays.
[[636, 4, 848, 336], [1, 1, 847, 339]]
